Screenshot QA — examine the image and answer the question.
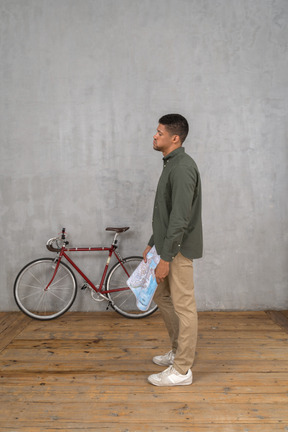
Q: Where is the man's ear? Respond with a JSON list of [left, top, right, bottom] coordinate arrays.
[[172, 134, 181, 145]]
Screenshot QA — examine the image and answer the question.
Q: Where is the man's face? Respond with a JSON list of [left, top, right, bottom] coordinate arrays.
[[153, 124, 174, 155]]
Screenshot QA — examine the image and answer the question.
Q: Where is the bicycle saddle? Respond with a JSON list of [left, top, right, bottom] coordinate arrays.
[[105, 227, 130, 233]]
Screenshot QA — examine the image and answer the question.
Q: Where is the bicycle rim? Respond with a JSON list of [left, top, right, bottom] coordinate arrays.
[[105, 256, 158, 318], [14, 258, 77, 320]]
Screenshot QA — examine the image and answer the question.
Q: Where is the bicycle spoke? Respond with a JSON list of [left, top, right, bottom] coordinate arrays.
[[113, 294, 132, 308], [20, 284, 45, 291], [49, 272, 70, 288], [35, 291, 46, 313], [28, 270, 46, 287], [46, 288, 74, 303], [19, 290, 42, 301]]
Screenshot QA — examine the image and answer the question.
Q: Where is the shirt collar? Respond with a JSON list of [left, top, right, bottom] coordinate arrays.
[[163, 146, 185, 161]]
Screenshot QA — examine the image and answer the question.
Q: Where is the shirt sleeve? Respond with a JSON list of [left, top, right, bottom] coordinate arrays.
[[160, 163, 197, 262], [148, 234, 154, 248]]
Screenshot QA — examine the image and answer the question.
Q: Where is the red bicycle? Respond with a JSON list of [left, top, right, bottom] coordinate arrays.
[[14, 227, 157, 320]]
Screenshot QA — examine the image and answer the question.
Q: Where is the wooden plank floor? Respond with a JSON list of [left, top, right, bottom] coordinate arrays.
[[0, 311, 288, 431]]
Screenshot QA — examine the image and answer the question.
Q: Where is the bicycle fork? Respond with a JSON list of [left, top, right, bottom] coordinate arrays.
[[43, 256, 62, 291]]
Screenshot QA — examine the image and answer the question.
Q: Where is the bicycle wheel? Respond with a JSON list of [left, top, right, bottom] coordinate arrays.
[[105, 256, 158, 318], [14, 258, 77, 320]]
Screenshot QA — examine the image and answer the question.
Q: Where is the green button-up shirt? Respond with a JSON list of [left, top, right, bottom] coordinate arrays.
[[148, 147, 203, 262]]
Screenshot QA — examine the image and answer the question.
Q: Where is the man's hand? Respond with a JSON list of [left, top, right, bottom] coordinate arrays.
[[143, 245, 152, 263], [155, 259, 170, 284]]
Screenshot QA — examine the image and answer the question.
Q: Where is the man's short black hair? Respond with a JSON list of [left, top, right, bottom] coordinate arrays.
[[159, 114, 189, 144]]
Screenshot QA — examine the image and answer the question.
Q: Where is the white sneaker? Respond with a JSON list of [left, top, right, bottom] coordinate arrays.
[[153, 350, 175, 366], [148, 365, 193, 387]]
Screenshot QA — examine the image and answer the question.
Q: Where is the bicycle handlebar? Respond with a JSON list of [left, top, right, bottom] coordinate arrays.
[[46, 228, 68, 252], [46, 237, 65, 252]]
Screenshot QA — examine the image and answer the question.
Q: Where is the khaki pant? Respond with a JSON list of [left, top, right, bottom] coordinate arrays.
[[153, 252, 198, 375]]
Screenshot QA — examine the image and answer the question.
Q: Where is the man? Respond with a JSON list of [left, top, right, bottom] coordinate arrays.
[[143, 114, 203, 386]]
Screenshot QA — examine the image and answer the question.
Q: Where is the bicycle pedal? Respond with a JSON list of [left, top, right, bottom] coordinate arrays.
[[81, 283, 88, 290]]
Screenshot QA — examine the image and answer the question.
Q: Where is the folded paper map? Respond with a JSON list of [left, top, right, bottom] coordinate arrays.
[[127, 246, 160, 311]]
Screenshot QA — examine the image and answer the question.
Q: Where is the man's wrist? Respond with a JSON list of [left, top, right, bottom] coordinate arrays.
[[160, 254, 173, 263]]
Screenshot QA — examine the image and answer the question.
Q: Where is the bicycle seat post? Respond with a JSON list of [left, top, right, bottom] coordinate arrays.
[[112, 232, 119, 247]]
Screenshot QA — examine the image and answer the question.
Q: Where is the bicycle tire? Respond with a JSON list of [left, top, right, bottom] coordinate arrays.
[[105, 256, 158, 318], [14, 258, 77, 320]]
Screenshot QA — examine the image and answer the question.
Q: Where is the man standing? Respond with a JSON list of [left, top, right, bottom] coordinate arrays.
[[143, 114, 203, 386]]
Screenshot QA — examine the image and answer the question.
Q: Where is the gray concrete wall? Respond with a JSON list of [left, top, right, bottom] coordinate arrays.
[[1, 0, 287, 311]]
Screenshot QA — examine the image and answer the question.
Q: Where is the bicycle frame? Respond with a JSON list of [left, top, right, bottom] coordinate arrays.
[[45, 237, 132, 295]]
